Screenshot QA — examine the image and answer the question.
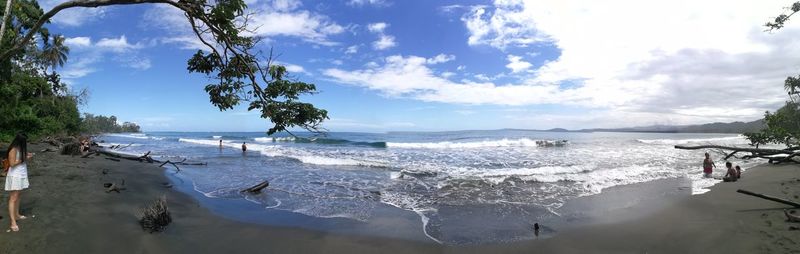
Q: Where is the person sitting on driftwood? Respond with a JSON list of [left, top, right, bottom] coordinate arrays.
[[723, 162, 737, 182], [703, 152, 716, 178]]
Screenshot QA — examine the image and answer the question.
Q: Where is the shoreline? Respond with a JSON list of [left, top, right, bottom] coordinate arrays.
[[0, 143, 797, 253]]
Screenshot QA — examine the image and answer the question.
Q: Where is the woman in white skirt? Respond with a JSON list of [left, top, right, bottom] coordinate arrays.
[[6, 133, 33, 232]]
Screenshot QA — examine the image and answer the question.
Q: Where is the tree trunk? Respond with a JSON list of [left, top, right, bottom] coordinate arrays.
[[0, 0, 12, 45], [737, 189, 800, 208]]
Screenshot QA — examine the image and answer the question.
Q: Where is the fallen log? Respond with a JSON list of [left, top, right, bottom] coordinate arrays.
[[105, 157, 121, 162], [81, 152, 97, 158], [737, 189, 800, 208], [241, 180, 269, 194], [675, 145, 792, 155], [786, 209, 800, 222], [159, 160, 181, 172]]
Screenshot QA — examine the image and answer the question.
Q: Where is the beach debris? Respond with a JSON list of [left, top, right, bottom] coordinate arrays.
[[162, 182, 173, 188], [41, 136, 63, 147], [737, 189, 800, 208], [102, 169, 109, 175], [60, 142, 82, 156], [105, 157, 121, 162], [138, 195, 172, 233], [39, 148, 55, 153], [790, 226, 800, 231], [241, 180, 270, 194], [786, 209, 800, 223], [674, 145, 800, 164], [81, 152, 97, 158], [105, 180, 126, 193]]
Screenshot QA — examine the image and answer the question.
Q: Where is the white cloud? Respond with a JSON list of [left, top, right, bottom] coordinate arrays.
[[274, 61, 308, 74], [347, 0, 390, 7], [61, 35, 152, 78], [142, 1, 345, 47], [426, 54, 455, 64], [373, 35, 396, 50], [438, 0, 800, 125], [64, 37, 91, 48], [345, 45, 359, 54], [96, 36, 142, 52], [505, 55, 531, 73], [368, 22, 388, 33], [39, 0, 105, 27], [367, 22, 396, 50]]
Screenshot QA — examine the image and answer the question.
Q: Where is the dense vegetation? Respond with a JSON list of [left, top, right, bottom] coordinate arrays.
[[0, 0, 83, 141], [2, 0, 328, 138], [744, 3, 800, 148], [81, 114, 141, 134]]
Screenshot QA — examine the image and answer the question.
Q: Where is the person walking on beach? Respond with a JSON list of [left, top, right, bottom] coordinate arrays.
[[723, 162, 737, 182], [5, 133, 33, 232], [242, 142, 247, 152], [703, 153, 716, 178]]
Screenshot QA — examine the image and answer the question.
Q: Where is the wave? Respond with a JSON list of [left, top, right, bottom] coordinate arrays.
[[637, 135, 745, 145], [178, 138, 389, 167], [103, 133, 165, 140], [386, 138, 567, 149], [253, 137, 388, 148]]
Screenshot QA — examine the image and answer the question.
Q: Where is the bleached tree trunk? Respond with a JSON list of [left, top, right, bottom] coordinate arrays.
[[0, 0, 12, 45]]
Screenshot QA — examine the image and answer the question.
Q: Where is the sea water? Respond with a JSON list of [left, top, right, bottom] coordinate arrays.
[[99, 130, 763, 244]]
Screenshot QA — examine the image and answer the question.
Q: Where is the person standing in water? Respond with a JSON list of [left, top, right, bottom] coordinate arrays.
[[6, 133, 34, 232], [219, 140, 223, 149], [703, 152, 716, 178], [242, 142, 247, 152]]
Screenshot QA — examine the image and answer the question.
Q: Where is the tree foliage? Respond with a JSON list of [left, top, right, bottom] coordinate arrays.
[[81, 113, 141, 134], [1, 0, 328, 137], [744, 3, 800, 148], [0, 0, 83, 142]]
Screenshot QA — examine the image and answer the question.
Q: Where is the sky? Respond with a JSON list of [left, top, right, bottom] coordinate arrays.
[[39, 0, 800, 132]]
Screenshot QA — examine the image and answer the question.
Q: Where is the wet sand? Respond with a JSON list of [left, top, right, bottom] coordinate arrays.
[[0, 143, 797, 253]]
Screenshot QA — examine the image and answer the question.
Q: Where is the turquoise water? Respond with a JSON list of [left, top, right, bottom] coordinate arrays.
[[98, 130, 760, 244]]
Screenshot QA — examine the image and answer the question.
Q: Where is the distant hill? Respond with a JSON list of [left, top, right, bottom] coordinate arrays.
[[574, 119, 765, 134]]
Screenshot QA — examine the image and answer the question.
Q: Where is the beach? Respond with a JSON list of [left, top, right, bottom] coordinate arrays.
[[0, 142, 797, 253]]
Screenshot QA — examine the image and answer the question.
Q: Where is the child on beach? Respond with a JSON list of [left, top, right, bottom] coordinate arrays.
[[703, 153, 716, 178], [5, 133, 34, 232], [735, 165, 742, 179], [723, 162, 737, 182]]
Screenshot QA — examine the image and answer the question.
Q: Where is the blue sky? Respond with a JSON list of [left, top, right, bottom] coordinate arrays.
[[43, 0, 800, 132]]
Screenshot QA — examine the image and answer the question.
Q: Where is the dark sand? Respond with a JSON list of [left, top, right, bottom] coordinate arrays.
[[0, 143, 798, 253]]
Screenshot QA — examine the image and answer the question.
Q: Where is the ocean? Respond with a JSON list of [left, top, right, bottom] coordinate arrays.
[[98, 130, 762, 244]]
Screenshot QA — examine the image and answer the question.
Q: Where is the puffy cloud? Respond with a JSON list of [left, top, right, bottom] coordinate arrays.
[[64, 37, 91, 48], [142, 0, 345, 48], [368, 22, 388, 33], [345, 45, 359, 54], [367, 22, 396, 50], [446, 0, 800, 124], [426, 54, 456, 64], [505, 55, 531, 73]]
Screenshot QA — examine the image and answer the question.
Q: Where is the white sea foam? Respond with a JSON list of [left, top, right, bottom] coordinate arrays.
[[386, 138, 565, 149], [179, 138, 388, 167], [637, 135, 745, 145], [212, 135, 222, 139], [254, 137, 296, 143]]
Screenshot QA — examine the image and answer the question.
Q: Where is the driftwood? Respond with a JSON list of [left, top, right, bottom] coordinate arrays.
[[737, 189, 800, 208], [786, 210, 800, 222], [105, 157, 121, 162], [675, 145, 800, 164], [105, 180, 126, 193], [81, 151, 96, 158], [241, 180, 269, 193]]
